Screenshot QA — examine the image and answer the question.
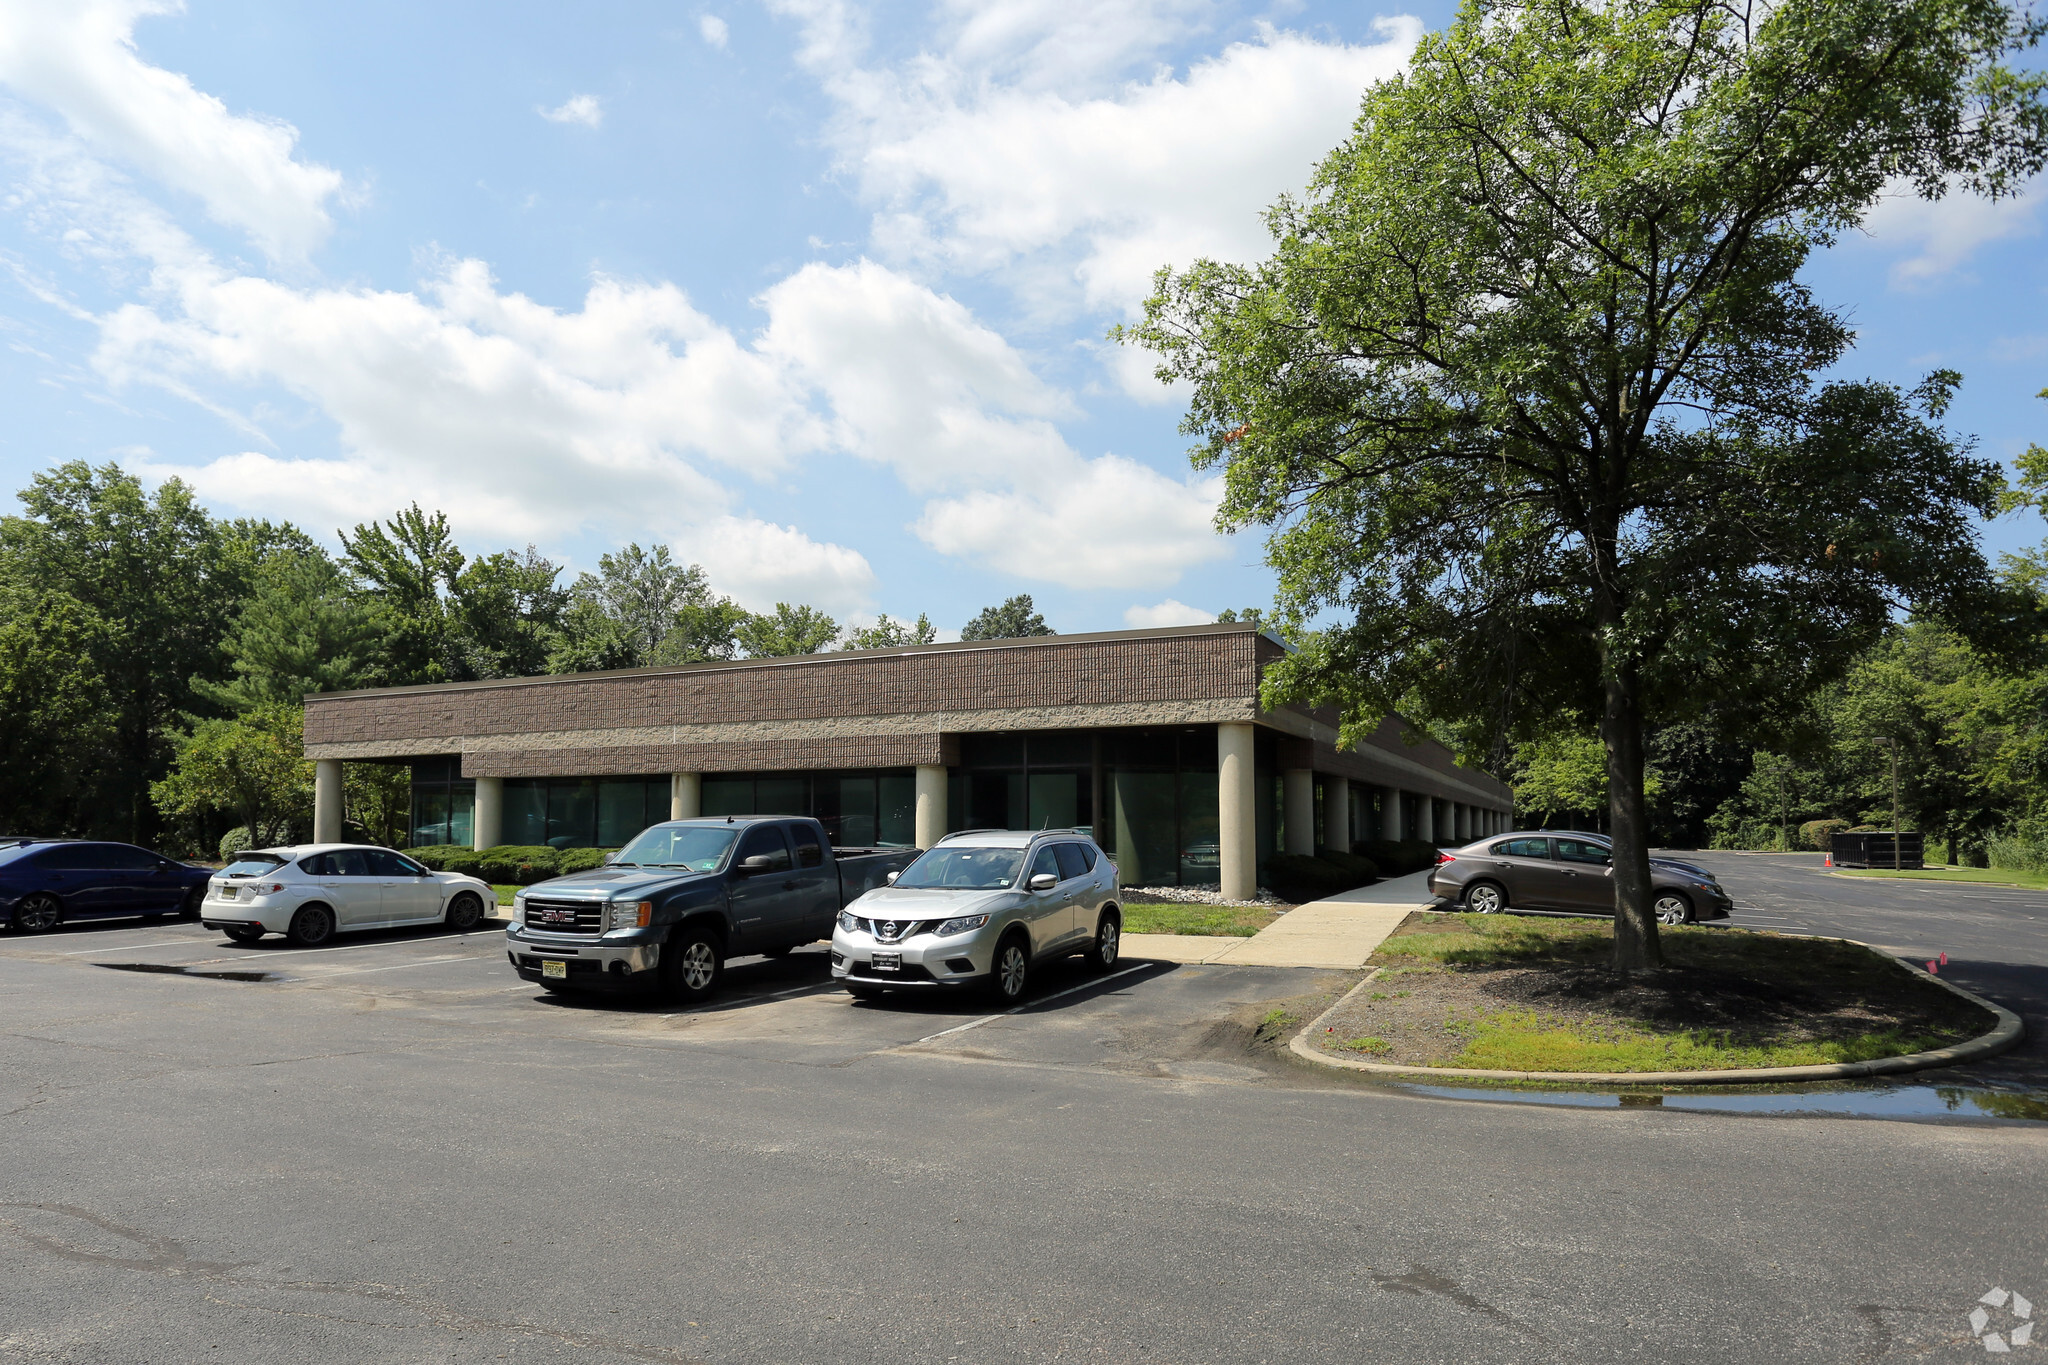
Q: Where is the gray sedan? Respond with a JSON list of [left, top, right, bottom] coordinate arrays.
[[1426, 831, 1733, 925]]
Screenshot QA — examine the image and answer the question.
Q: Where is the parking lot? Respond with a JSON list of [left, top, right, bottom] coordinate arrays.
[[4, 886, 2046, 1363]]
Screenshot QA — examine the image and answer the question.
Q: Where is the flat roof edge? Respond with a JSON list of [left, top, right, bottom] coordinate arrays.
[[303, 620, 1265, 703]]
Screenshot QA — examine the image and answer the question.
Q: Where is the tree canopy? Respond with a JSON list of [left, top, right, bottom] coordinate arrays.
[[1127, 0, 2048, 969], [960, 594, 1054, 641]]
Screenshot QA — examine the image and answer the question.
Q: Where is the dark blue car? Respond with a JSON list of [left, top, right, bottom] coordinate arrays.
[[0, 839, 213, 933]]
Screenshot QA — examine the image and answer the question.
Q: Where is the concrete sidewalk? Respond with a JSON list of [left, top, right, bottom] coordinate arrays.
[[1121, 870, 1440, 969]]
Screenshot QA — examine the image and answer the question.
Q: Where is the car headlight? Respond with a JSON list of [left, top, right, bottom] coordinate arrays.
[[838, 911, 869, 935], [609, 900, 652, 932], [934, 913, 990, 937]]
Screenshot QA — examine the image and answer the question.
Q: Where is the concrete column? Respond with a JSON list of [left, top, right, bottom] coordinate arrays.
[[1381, 786, 1404, 842], [914, 765, 947, 849], [670, 772, 701, 821], [1218, 723, 1257, 902], [1283, 768, 1316, 856], [1415, 795, 1435, 844], [314, 759, 343, 844], [1458, 804, 1472, 842], [1323, 775, 1350, 854], [473, 776, 503, 850]]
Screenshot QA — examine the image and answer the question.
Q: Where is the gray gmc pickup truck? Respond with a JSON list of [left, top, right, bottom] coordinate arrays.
[[504, 816, 918, 1003]]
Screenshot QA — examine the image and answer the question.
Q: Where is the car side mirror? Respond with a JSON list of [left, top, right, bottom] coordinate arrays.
[[602, 852, 618, 866], [1028, 872, 1057, 891], [740, 855, 774, 875], [884, 870, 899, 884]]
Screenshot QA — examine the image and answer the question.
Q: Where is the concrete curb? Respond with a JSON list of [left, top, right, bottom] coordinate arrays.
[[1288, 942, 2025, 1087]]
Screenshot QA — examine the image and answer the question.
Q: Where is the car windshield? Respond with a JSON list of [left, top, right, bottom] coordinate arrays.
[[893, 846, 1028, 890], [221, 853, 288, 878], [613, 825, 740, 872], [0, 842, 37, 866]]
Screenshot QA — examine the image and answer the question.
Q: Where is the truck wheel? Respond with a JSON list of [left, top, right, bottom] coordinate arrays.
[[987, 933, 1030, 1004], [661, 925, 724, 1004]]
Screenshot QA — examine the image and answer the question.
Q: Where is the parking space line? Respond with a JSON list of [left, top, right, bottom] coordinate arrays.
[[60, 938, 211, 955], [914, 962, 1155, 1044], [302, 953, 475, 977]]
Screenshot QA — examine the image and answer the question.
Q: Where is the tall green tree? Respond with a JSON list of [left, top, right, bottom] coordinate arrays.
[[960, 594, 1053, 641], [842, 613, 937, 651], [151, 704, 313, 851], [0, 585, 114, 835], [196, 549, 389, 711], [548, 542, 748, 672], [1128, 0, 2047, 970], [0, 463, 247, 841], [736, 603, 840, 658]]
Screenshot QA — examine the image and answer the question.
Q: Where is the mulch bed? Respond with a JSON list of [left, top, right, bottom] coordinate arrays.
[[1310, 912, 1992, 1070]]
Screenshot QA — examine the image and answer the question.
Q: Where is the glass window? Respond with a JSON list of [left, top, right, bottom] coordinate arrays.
[[702, 777, 753, 817], [877, 773, 915, 847], [412, 790, 451, 846], [598, 781, 648, 848], [793, 826, 824, 868], [364, 850, 422, 876], [1027, 773, 1078, 831], [895, 846, 1026, 890], [447, 789, 474, 848], [829, 775, 877, 847], [309, 849, 373, 876], [1028, 845, 1061, 884], [546, 781, 597, 848], [505, 782, 547, 846], [755, 778, 806, 816], [100, 844, 161, 870], [1499, 838, 1553, 859], [1029, 732, 1092, 766], [222, 852, 287, 877], [961, 771, 1023, 831], [960, 733, 1024, 768], [1107, 770, 1175, 887], [35, 844, 108, 870], [736, 825, 792, 871], [1177, 768, 1220, 888], [614, 824, 739, 871], [1053, 842, 1090, 881], [1555, 838, 1611, 866]]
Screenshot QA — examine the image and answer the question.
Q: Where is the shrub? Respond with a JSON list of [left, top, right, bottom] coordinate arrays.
[[1989, 837, 2048, 875], [1355, 838, 1443, 877], [472, 845, 562, 884], [219, 823, 297, 858], [405, 844, 471, 871], [1322, 849, 1382, 882], [1799, 819, 1851, 851], [554, 847, 618, 875]]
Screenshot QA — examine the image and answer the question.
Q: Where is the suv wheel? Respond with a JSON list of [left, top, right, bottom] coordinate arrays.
[[989, 934, 1030, 1004], [1653, 892, 1693, 926], [1464, 881, 1507, 915], [287, 904, 336, 946], [1089, 911, 1121, 971], [661, 925, 724, 1004]]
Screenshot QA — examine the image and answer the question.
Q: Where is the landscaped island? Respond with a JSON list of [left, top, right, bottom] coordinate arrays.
[[1310, 914, 1992, 1074]]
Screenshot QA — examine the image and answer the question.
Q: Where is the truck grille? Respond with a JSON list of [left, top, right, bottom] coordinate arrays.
[[523, 899, 603, 933]]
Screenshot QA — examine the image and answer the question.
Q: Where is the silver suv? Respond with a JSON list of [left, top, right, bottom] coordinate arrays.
[[830, 829, 1121, 1003]]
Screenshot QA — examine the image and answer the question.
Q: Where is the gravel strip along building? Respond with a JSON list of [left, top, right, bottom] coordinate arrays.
[[303, 622, 1512, 900]]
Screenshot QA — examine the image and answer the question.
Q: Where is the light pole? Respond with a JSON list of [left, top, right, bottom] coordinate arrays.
[[1873, 737, 1901, 869]]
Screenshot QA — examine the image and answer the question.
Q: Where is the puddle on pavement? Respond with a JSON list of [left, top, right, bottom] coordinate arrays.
[[96, 962, 281, 983], [1390, 1081, 2048, 1121]]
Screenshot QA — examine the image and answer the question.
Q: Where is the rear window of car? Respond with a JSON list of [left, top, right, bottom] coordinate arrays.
[[1053, 843, 1092, 880], [223, 853, 289, 878]]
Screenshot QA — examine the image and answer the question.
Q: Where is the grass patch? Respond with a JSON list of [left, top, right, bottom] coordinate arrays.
[[1310, 911, 1990, 1075], [1121, 901, 1280, 937], [1836, 865, 2048, 891], [492, 884, 519, 907]]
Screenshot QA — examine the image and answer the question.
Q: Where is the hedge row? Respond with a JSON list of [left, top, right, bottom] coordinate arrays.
[[407, 844, 618, 884]]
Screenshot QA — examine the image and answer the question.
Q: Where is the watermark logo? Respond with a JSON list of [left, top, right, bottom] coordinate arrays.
[[1970, 1288, 2034, 1353]]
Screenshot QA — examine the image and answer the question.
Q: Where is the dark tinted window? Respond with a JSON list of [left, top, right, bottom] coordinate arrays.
[[34, 844, 105, 871], [791, 825, 824, 868], [1028, 846, 1061, 883], [737, 826, 792, 873], [303, 850, 373, 877], [98, 844, 162, 871], [1497, 838, 1553, 860], [1053, 842, 1090, 881], [1554, 838, 1612, 866], [364, 850, 421, 876]]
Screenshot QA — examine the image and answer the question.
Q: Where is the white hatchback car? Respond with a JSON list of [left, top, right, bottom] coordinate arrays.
[[200, 844, 495, 946]]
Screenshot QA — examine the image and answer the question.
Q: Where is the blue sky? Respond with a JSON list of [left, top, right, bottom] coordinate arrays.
[[0, 0, 2042, 639]]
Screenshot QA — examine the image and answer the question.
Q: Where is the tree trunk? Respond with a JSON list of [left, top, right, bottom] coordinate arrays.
[[1600, 661, 1664, 974]]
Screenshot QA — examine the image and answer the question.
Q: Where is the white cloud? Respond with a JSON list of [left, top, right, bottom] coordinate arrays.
[[1123, 598, 1214, 628], [0, 0, 345, 257], [1861, 181, 2040, 286], [539, 94, 604, 128], [914, 457, 1226, 589], [699, 14, 730, 49], [783, 5, 1419, 340], [696, 515, 875, 611]]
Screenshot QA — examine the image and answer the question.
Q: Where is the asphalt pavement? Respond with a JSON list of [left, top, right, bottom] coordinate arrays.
[[1, 881, 2044, 1364]]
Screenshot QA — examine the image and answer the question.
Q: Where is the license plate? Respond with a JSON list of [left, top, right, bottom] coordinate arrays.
[[869, 951, 900, 972], [541, 960, 568, 979], [221, 887, 238, 900]]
